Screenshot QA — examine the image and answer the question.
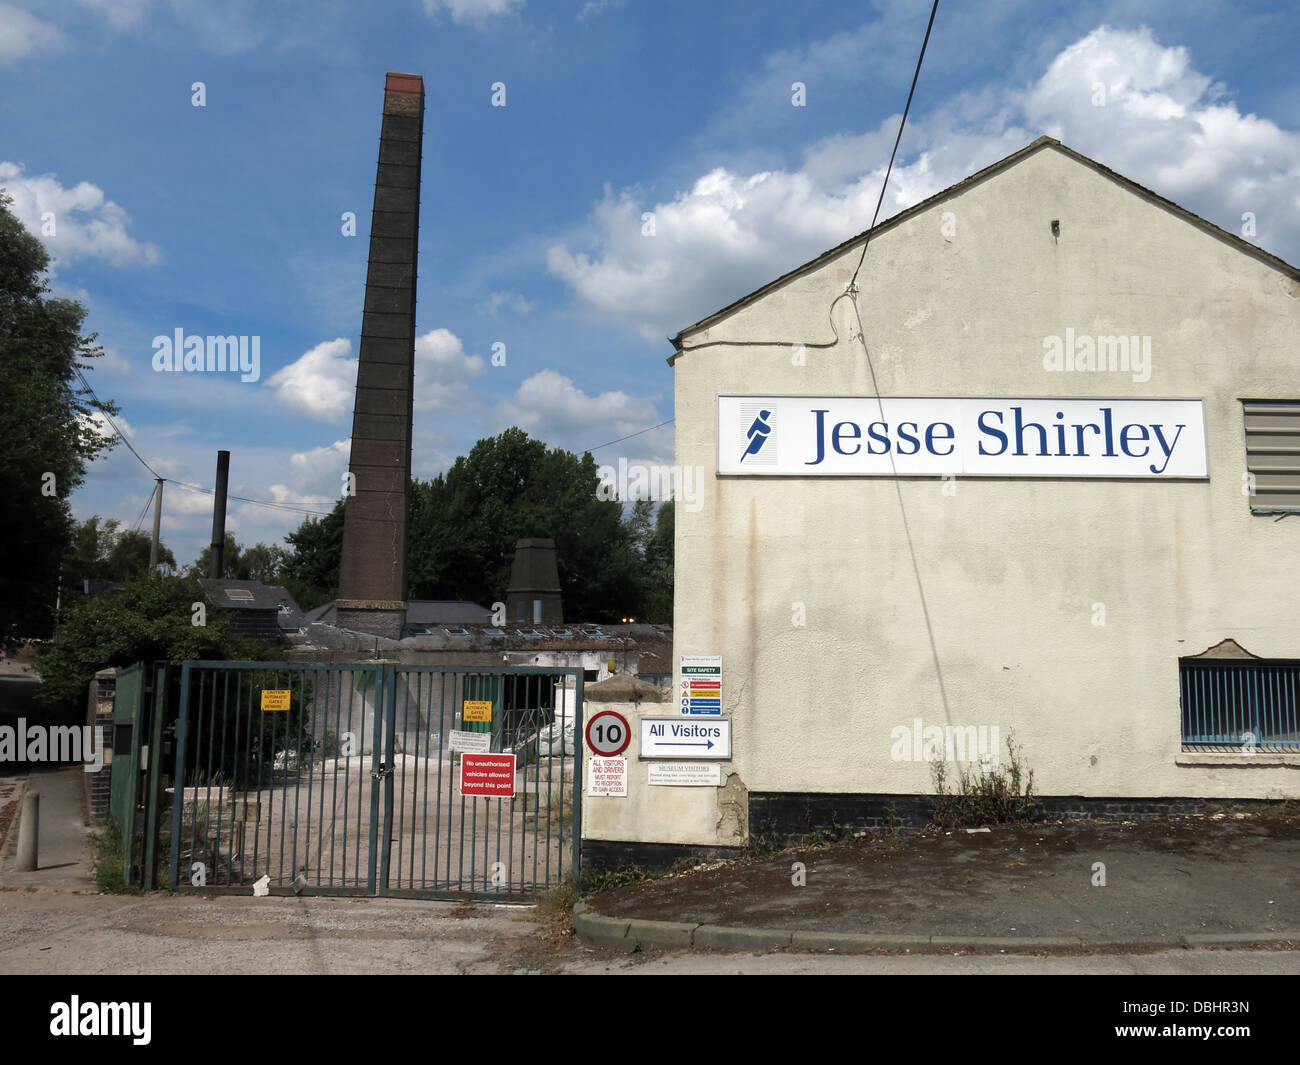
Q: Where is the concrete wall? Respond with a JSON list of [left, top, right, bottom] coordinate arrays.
[[580, 699, 746, 847], [651, 143, 1300, 848]]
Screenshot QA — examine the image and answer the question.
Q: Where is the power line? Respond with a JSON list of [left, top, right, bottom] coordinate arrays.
[[130, 492, 154, 533], [847, 0, 938, 291], [674, 0, 939, 357], [71, 366, 160, 480], [163, 478, 333, 518], [584, 419, 675, 453], [73, 365, 336, 520]]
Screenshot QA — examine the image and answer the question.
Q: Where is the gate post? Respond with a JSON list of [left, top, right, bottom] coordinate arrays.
[[365, 665, 387, 895], [571, 670, 584, 884], [141, 662, 170, 890], [168, 661, 193, 891], [377, 663, 399, 895]]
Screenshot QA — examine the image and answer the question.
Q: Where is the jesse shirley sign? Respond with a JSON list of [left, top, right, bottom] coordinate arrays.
[[719, 396, 1207, 478]]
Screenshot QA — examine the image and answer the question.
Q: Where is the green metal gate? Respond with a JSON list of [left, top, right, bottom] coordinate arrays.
[[167, 661, 583, 899]]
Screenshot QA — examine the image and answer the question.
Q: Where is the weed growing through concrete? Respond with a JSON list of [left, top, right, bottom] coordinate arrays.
[[930, 732, 1039, 828], [88, 822, 139, 895]]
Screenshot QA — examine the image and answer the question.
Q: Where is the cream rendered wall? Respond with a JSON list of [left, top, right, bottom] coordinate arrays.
[[654, 144, 1300, 848], [580, 700, 738, 846]]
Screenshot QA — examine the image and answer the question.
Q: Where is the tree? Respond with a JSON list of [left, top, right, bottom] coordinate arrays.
[[191, 535, 288, 585], [0, 193, 117, 641], [237, 541, 286, 584], [191, 533, 243, 580], [62, 515, 176, 592], [35, 574, 275, 709], [281, 501, 344, 610], [643, 500, 674, 624], [106, 527, 176, 580], [407, 428, 642, 621], [282, 430, 661, 621]]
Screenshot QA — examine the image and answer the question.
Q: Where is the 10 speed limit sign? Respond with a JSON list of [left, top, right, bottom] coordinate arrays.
[[585, 710, 631, 757]]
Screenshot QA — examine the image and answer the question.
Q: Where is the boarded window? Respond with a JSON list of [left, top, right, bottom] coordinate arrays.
[[1243, 400, 1300, 511]]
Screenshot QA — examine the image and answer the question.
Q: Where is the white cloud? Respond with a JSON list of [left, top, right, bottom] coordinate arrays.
[[82, 409, 134, 445], [0, 162, 160, 267], [422, 0, 524, 25], [164, 485, 219, 517], [76, 0, 149, 29], [265, 338, 356, 422], [1015, 25, 1300, 240], [548, 25, 1300, 341], [577, 0, 621, 23], [69, 0, 278, 53], [92, 347, 134, 377], [267, 329, 487, 422], [274, 439, 351, 502], [0, 4, 63, 63], [414, 328, 485, 412], [478, 289, 534, 315], [495, 369, 668, 459]]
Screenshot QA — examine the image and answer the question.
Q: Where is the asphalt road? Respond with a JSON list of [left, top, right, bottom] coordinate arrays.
[[0, 890, 1296, 975]]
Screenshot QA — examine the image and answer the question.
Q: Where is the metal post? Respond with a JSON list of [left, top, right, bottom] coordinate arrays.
[[15, 792, 38, 871]]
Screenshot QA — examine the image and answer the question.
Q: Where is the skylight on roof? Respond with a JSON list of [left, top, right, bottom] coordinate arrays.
[[444, 627, 470, 636], [225, 589, 254, 601], [484, 627, 505, 636], [517, 628, 541, 637], [549, 628, 572, 636]]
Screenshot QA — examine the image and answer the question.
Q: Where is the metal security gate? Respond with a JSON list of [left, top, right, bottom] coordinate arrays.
[[168, 661, 582, 899]]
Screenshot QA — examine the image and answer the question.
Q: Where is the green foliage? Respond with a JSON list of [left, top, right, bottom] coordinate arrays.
[[278, 430, 677, 622], [0, 193, 118, 641], [281, 501, 344, 610], [642, 500, 674, 624], [35, 574, 277, 709], [579, 864, 660, 894], [191, 533, 287, 584], [62, 515, 176, 593], [88, 821, 137, 895], [930, 733, 1040, 828], [407, 427, 643, 621]]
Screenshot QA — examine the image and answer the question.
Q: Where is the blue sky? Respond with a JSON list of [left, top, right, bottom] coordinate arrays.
[[3, 0, 1298, 565]]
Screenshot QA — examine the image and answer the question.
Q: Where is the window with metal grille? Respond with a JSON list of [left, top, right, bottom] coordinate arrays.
[[1242, 400, 1300, 512], [1179, 659, 1300, 749]]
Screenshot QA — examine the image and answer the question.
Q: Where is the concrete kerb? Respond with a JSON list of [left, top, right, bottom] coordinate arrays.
[[0, 778, 29, 867], [573, 903, 1300, 956]]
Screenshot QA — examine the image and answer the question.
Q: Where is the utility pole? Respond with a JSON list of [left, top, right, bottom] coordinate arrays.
[[149, 478, 163, 573]]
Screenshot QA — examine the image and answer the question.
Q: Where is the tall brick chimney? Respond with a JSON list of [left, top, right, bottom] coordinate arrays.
[[335, 72, 424, 640]]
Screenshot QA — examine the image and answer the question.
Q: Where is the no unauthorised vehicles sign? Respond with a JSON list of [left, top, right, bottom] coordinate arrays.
[[459, 753, 516, 797]]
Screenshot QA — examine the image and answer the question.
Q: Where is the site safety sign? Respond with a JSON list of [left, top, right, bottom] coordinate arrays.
[[680, 655, 722, 716]]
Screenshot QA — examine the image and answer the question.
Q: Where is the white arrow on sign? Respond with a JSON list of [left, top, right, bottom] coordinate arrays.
[[639, 717, 731, 760]]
